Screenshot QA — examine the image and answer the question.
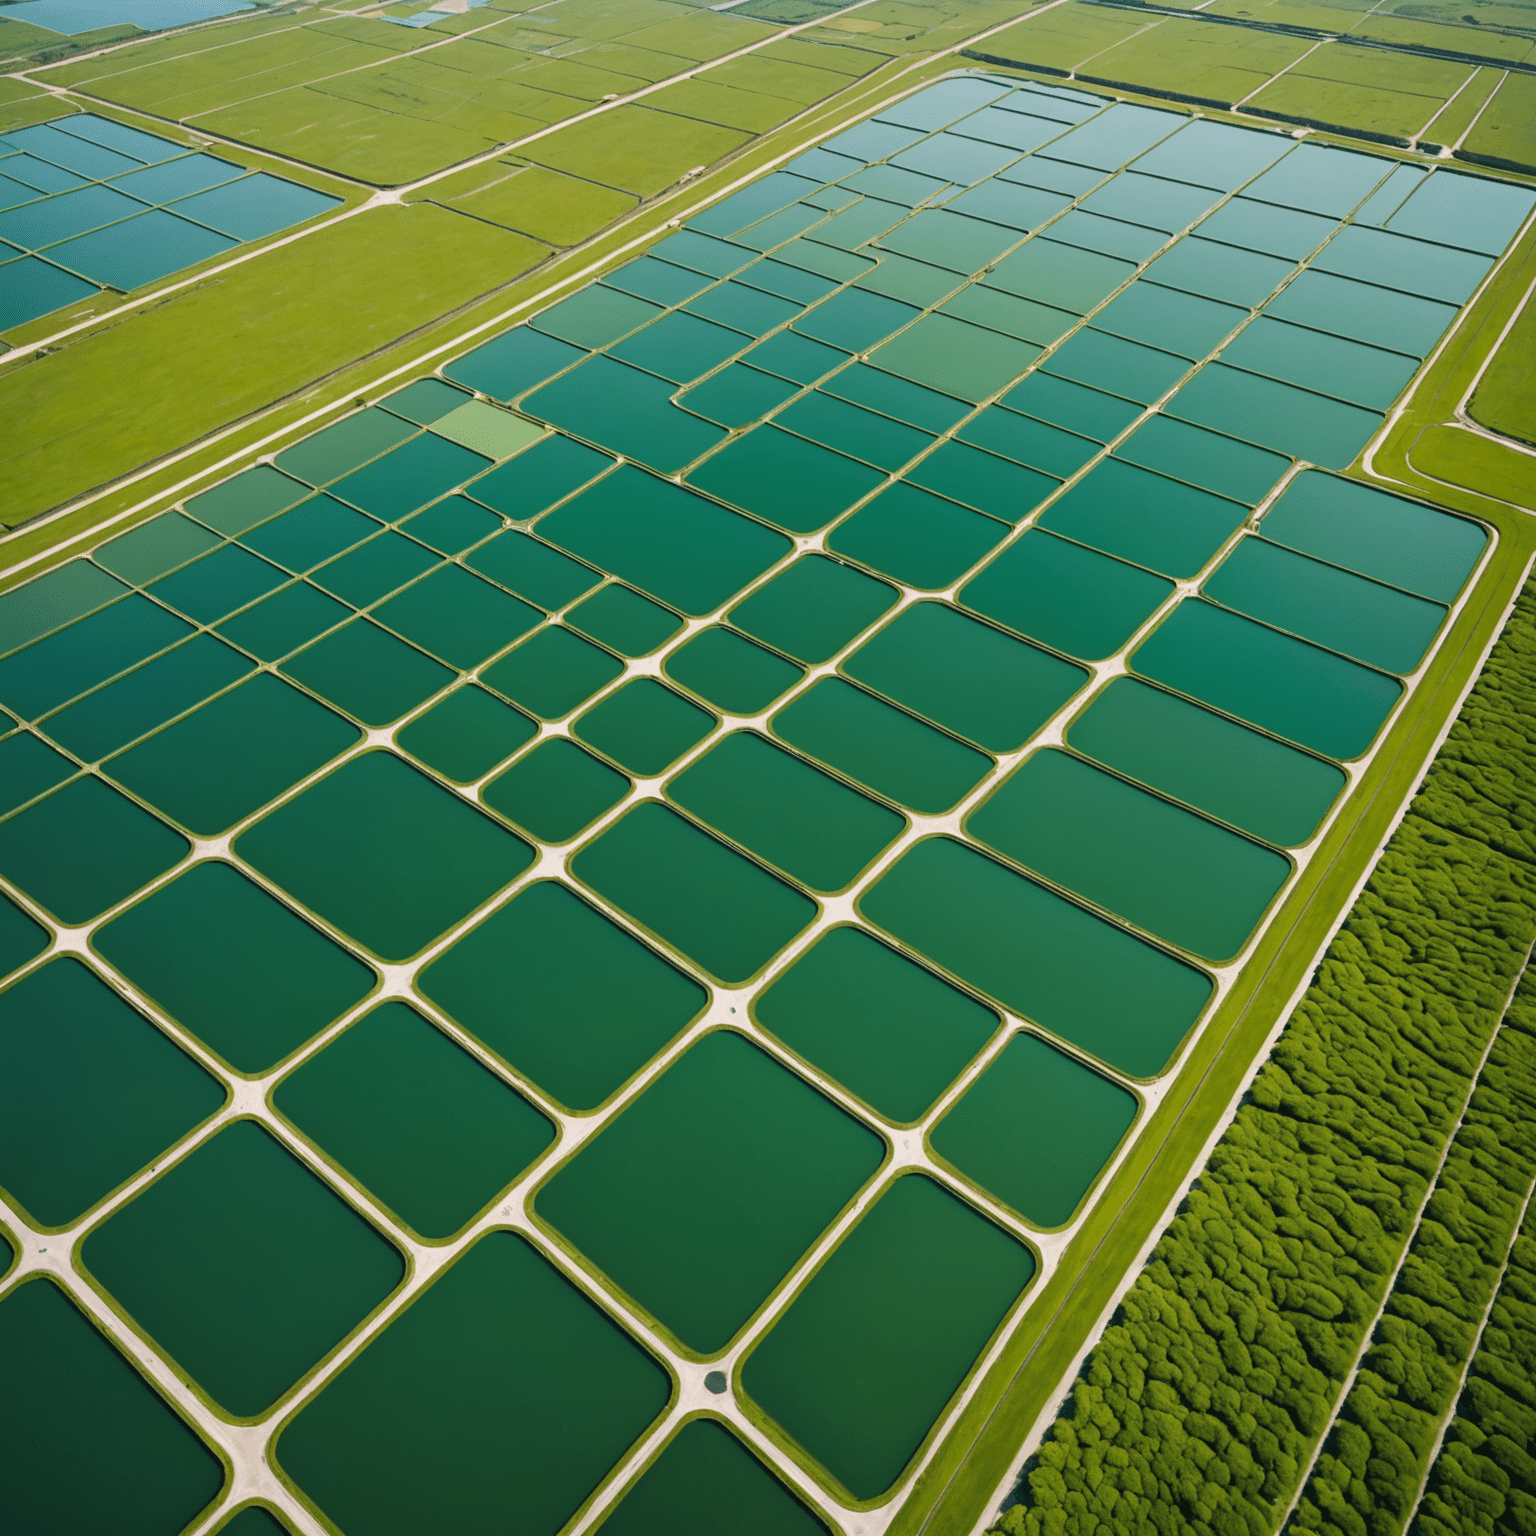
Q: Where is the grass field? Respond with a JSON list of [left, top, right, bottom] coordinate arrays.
[[1469, 297, 1536, 446], [1464, 72, 1536, 173], [1078, 22, 1312, 107], [1418, 66, 1505, 152], [971, 3, 1501, 145]]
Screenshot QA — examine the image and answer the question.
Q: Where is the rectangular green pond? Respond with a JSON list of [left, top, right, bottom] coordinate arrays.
[[1066, 677, 1344, 846], [862, 834, 1212, 1077], [966, 748, 1291, 961], [534, 1029, 883, 1355], [930, 1031, 1138, 1228]]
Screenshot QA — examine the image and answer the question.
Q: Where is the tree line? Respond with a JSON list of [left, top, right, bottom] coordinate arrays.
[[1291, 971, 1536, 1536]]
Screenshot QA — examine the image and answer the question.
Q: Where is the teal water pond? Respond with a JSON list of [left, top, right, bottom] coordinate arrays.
[[741, 1174, 1033, 1500], [1067, 677, 1344, 846], [756, 925, 998, 1123], [967, 749, 1290, 961], [276, 1231, 669, 1536], [862, 837, 1211, 1077], [931, 1032, 1137, 1227], [1132, 599, 1402, 760], [535, 1029, 883, 1355], [419, 880, 706, 1112], [572, 802, 815, 984]]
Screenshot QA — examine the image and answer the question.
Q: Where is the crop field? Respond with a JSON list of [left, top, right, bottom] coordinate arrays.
[[3, 58, 1536, 1536]]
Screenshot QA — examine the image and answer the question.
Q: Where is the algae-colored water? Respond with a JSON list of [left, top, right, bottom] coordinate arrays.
[[1132, 599, 1402, 760], [420, 880, 706, 1112], [845, 601, 1087, 752], [729, 554, 896, 664], [1, 1279, 223, 1535], [0, 957, 223, 1227], [483, 737, 629, 843], [105, 673, 359, 836], [95, 860, 375, 1074], [967, 748, 1291, 960], [274, 1001, 553, 1239], [277, 1231, 670, 1536], [573, 802, 815, 984], [1205, 537, 1446, 675], [665, 625, 805, 715], [755, 925, 998, 1122], [741, 1174, 1033, 1500], [575, 677, 715, 777], [930, 1032, 1138, 1226], [536, 1029, 883, 1354], [396, 685, 536, 784], [596, 1418, 827, 1535], [82, 1119, 404, 1416], [862, 838, 1211, 1077], [235, 751, 531, 962], [960, 528, 1172, 661], [669, 731, 904, 893], [42, 634, 252, 762], [1067, 677, 1344, 846], [1260, 470, 1485, 602], [0, 775, 188, 925], [772, 676, 990, 814]]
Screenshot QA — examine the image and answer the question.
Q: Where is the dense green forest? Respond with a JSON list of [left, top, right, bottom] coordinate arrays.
[[1416, 1177, 1536, 1536], [992, 579, 1536, 1536], [1291, 974, 1536, 1536]]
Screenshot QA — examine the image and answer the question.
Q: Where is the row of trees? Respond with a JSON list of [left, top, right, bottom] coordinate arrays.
[[1414, 1153, 1536, 1536], [1291, 972, 1536, 1536], [992, 580, 1536, 1536]]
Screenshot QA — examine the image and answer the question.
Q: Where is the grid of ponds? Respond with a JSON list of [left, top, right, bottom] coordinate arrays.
[[0, 70, 1524, 1536], [0, 113, 341, 335]]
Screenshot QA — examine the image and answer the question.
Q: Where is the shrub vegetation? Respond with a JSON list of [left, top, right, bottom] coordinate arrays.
[[1416, 1182, 1536, 1536]]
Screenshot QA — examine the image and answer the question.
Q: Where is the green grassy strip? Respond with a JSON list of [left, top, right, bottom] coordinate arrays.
[[1414, 1167, 1536, 1535], [1468, 292, 1536, 450], [1289, 967, 1536, 1536], [984, 576, 1536, 1536]]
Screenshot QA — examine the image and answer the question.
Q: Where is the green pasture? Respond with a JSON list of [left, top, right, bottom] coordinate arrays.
[[1249, 72, 1448, 143], [1080, 21, 1310, 106], [647, 77, 809, 133], [1470, 300, 1536, 446], [1419, 65, 1504, 150]]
